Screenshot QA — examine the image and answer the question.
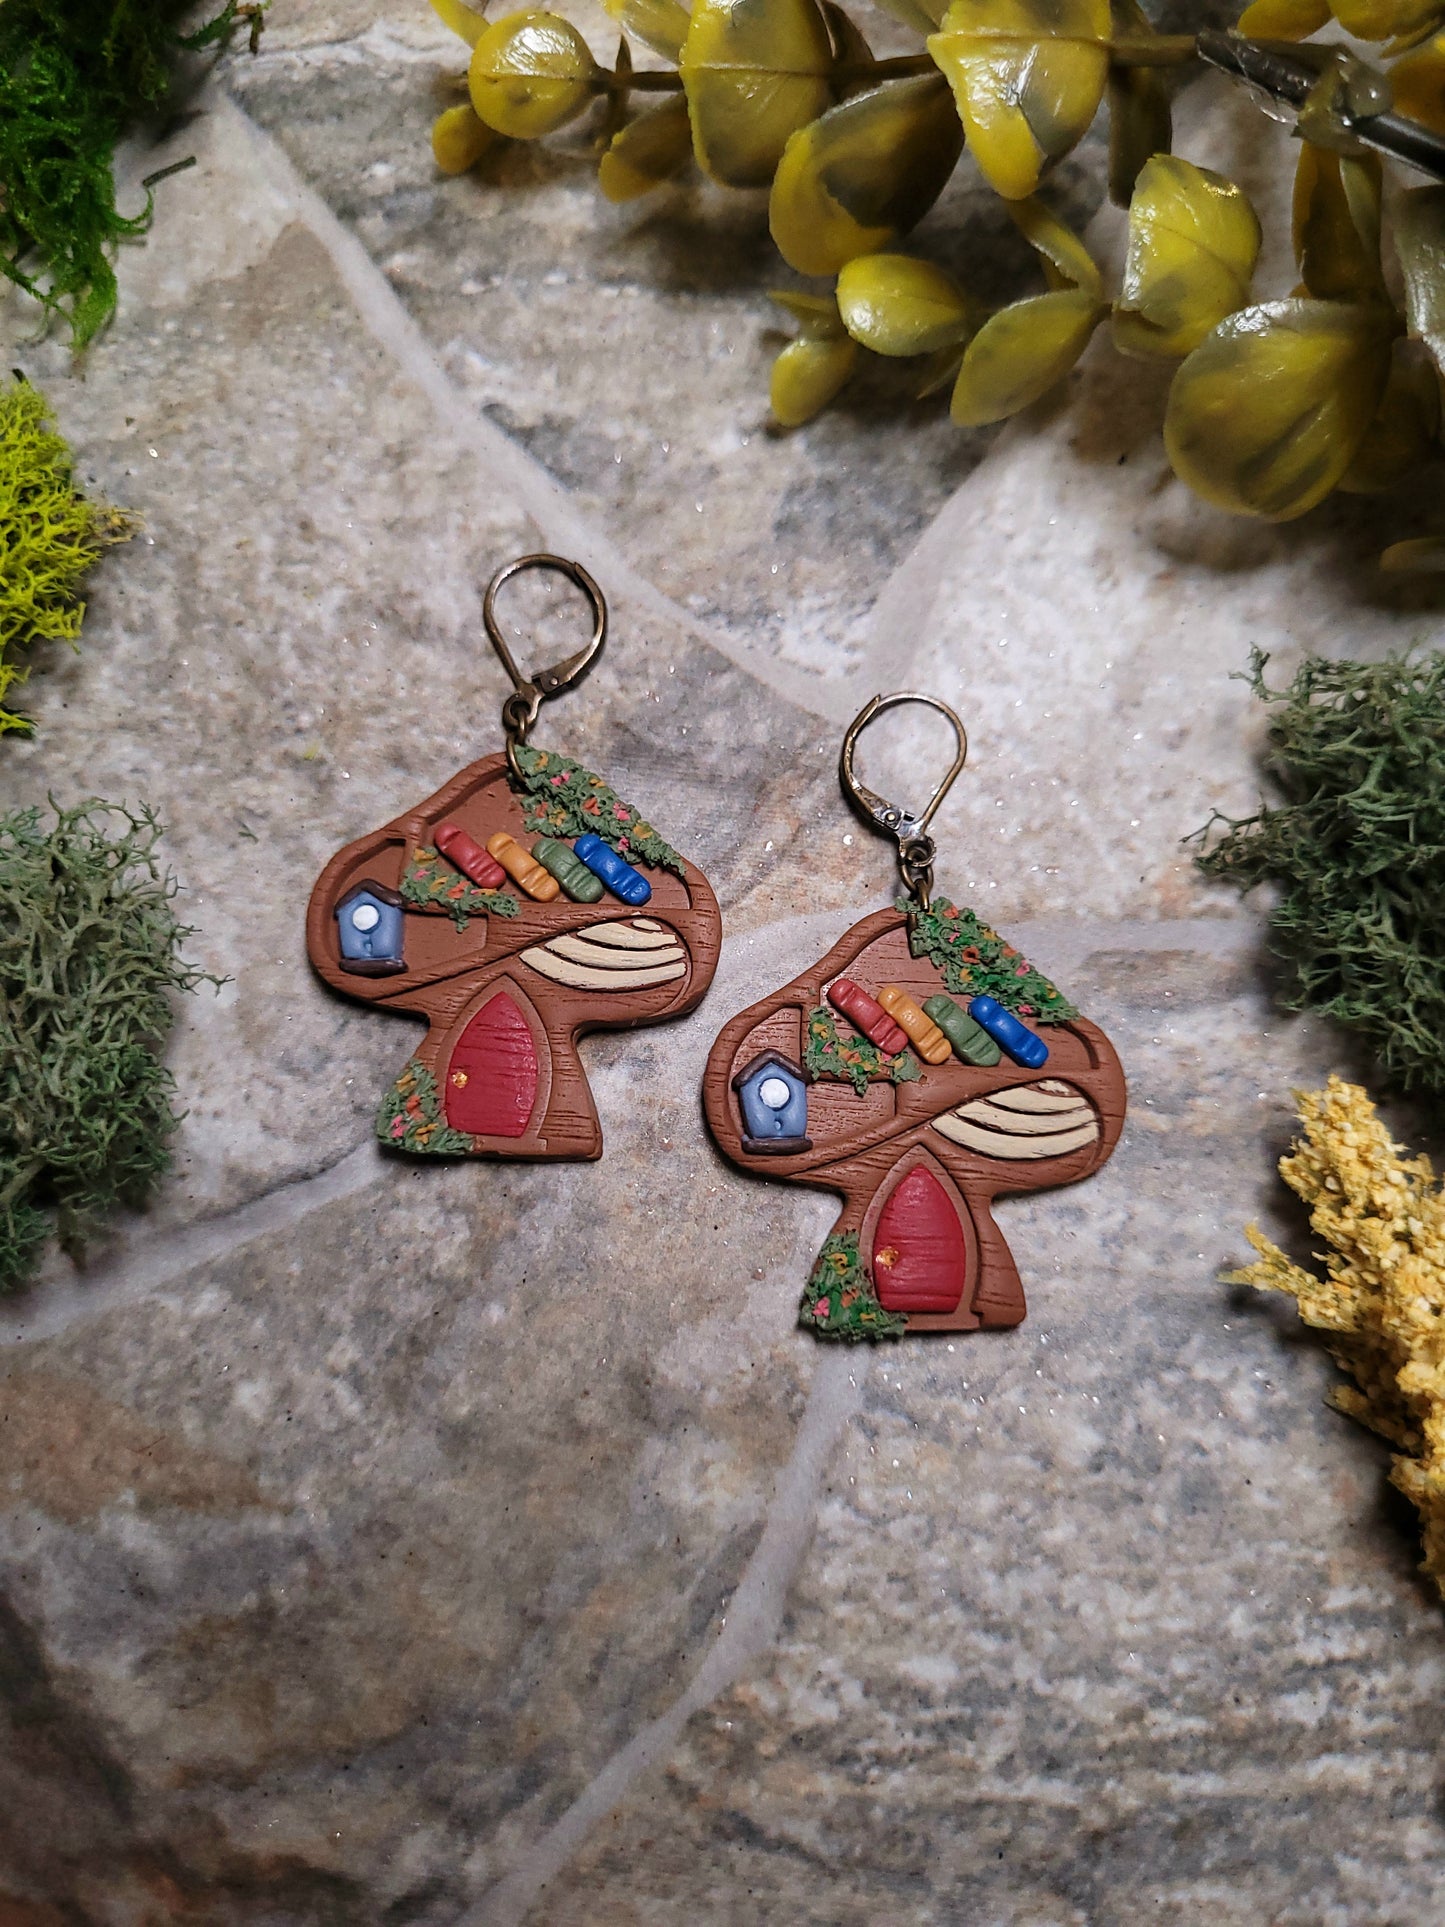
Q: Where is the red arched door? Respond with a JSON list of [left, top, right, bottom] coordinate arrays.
[[872, 1166, 968, 1314], [445, 991, 538, 1138]]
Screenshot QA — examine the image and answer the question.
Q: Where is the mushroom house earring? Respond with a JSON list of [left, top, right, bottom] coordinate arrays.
[[702, 693, 1127, 1339], [308, 554, 722, 1160]]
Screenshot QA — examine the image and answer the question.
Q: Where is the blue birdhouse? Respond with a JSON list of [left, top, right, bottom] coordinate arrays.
[[732, 1050, 811, 1156], [335, 879, 406, 976]]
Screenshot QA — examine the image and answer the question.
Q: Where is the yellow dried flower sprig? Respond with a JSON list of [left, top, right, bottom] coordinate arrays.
[[1231, 1076, 1445, 1601]]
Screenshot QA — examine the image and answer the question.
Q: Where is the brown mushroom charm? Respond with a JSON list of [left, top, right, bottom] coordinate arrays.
[[310, 749, 721, 1160], [703, 906, 1125, 1337], [308, 553, 722, 1162], [703, 689, 1126, 1339]]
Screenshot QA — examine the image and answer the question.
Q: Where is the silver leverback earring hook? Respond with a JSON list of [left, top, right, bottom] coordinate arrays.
[[483, 553, 608, 780], [839, 691, 968, 912]]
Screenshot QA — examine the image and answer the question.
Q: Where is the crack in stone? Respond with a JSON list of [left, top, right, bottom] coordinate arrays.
[[0, 1143, 379, 1351], [474, 1344, 871, 1927], [213, 91, 845, 726], [0, 914, 1248, 1349]]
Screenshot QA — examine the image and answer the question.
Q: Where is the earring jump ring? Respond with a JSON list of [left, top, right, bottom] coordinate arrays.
[[482, 553, 609, 776]]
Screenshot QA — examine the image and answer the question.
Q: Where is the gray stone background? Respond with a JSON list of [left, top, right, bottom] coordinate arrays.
[[2, 3, 1444, 1919]]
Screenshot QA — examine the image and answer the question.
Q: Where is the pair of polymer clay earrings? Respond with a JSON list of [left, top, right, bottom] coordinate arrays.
[[308, 556, 1126, 1339]]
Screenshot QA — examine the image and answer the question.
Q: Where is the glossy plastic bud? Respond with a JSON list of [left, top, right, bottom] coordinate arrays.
[[836, 253, 972, 357], [469, 11, 598, 140], [1164, 298, 1394, 520], [432, 103, 499, 174], [599, 96, 694, 201]]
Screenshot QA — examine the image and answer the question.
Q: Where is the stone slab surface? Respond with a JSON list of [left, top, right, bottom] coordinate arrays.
[[0, 8, 1442, 1922]]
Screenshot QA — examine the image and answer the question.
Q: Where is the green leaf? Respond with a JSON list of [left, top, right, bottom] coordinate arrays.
[[771, 334, 858, 423], [1339, 344, 1442, 492], [1394, 184, 1445, 381], [1113, 154, 1261, 360], [927, 0, 1110, 201], [1106, 0, 1170, 207], [1325, 0, 1444, 45], [820, 0, 875, 85], [431, 103, 500, 174], [1164, 298, 1395, 520], [680, 0, 834, 187], [1389, 35, 1445, 137], [769, 76, 962, 277], [1008, 196, 1100, 296], [1293, 144, 1386, 302], [431, 0, 488, 46], [1234, 0, 1329, 34], [868, 0, 948, 30], [950, 287, 1103, 425], [599, 95, 694, 199], [603, 0, 691, 59], [1380, 535, 1445, 570], [771, 289, 848, 333], [836, 252, 972, 355]]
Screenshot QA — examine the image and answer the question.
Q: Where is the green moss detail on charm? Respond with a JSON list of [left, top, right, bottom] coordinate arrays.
[[803, 1005, 920, 1096], [1193, 647, 1445, 1097], [0, 799, 216, 1291], [0, 377, 137, 733], [400, 847, 518, 928], [377, 1060, 478, 1156], [903, 896, 1078, 1022], [514, 745, 685, 876], [800, 1231, 907, 1341]]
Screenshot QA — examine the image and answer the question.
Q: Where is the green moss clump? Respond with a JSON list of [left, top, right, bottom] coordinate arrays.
[[1194, 648, 1445, 1096], [0, 376, 136, 733], [0, 0, 255, 345], [0, 800, 213, 1291]]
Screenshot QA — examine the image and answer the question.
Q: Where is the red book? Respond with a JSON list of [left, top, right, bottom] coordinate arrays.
[[828, 977, 909, 1056], [435, 820, 507, 890]]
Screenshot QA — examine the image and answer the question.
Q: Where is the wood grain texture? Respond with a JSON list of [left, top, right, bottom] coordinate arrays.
[[702, 909, 1127, 1335], [308, 752, 723, 1161]]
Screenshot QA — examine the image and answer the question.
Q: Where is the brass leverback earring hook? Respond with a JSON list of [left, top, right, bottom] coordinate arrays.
[[839, 692, 968, 912], [483, 553, 608, 780]]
